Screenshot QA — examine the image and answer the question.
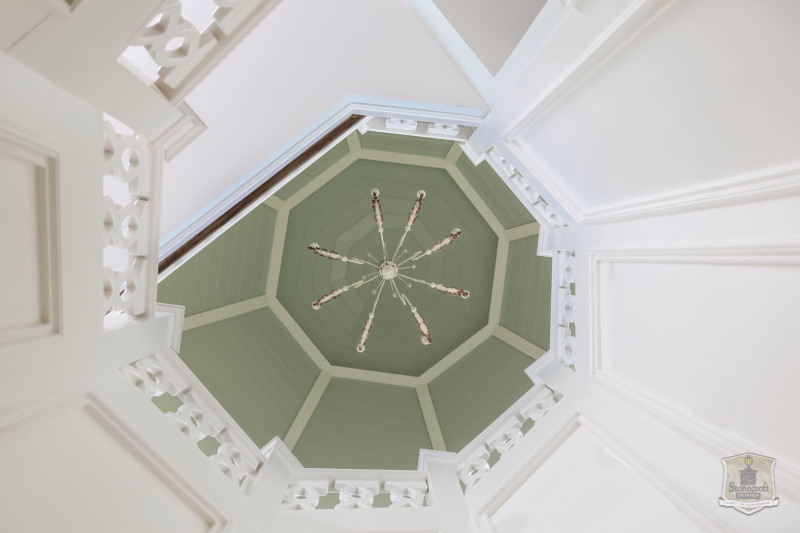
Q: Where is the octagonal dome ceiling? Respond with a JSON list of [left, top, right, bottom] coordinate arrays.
[[157, 129, 552, 470], [279, 158, 497, 376]]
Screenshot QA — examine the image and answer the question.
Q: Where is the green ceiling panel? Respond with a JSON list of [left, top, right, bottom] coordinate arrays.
[[278, 158, 497, 376], [293, 378, 431, 469], [275, 138, 351, 200], [455, 153, 535, 229], [359, 131, 454, 159], [179, 307, 320, 446], [500, 235, 551, 350], [158, 205, 277, 316], [428, 336, 534, 451]]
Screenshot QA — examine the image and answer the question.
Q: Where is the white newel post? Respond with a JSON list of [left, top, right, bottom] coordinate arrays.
[[419, 450, 482, 533], [247, 437, 301, 530]]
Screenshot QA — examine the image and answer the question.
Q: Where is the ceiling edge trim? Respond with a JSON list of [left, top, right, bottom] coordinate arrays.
[[505, 221, 540, 241], [283, 371, 332, 450], [488, 238, 509, 326], [493, 325, 546, 359], [182, 295, 269, 331], [416, 384, 447, 451]]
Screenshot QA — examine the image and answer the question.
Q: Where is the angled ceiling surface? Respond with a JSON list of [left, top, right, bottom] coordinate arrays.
[[157, 130, 551, 468]]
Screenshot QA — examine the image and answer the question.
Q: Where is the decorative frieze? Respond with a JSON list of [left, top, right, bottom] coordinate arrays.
[[102, 120, 155, 318], [282, 473, 429, 510], [454, 385, 559, 492], [123, 351, 263, 486], [554, 251, 577, 367]]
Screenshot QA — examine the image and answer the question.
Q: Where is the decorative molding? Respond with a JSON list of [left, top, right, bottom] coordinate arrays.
[[416, 385, 447, 451], [0, 123, 61, 348], [155, 101, 207, 162], [579, 161, 800, 224], [283, 372, 331, 450], [123, 349, 264, 487], [282, 469, 430, 510], [493, 326, 546, 359], [453, 384, 559, 492], [181, 295, 269, 332], [550, 250, 576, 367], [360, 116, 475, 143]]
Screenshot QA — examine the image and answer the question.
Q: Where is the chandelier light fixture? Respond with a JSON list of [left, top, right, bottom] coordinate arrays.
[[309, 189, 470, 353]]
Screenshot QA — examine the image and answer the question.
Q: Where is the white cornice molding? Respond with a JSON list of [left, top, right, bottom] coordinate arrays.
[[417, 448, 457, 471], [155, 302, 185, 352], [579, 161, 800, 224]]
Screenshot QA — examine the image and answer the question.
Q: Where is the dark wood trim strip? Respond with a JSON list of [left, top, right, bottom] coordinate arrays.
[[158, 114, 366, 274]]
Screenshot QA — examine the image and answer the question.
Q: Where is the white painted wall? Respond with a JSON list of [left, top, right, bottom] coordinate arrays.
[[490, 425, 703, 533], [432, 0, 547, 75], [160, 0, 486, 238], [495, 0, 800, 221]]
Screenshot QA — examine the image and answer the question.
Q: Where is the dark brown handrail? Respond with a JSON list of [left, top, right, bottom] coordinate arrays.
[[158, 114, 365, 274]]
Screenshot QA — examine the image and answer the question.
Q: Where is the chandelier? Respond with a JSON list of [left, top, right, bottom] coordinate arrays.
[[309, 189, 470, 353]]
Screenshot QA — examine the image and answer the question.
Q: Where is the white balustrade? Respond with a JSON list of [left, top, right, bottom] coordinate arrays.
[[123, 350, 264, 486], [123, 0, 279, 101], [282, 470, 429, 510], [553, 251, 577, 367], [454, 384, 559, 492], [103, 120, 157, 318], [486, 147, 566, 228]]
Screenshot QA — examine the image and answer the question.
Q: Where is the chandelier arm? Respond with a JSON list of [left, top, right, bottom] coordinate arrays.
[[309, 244, 379, 268], [409, 229, 462, 263], [391, 190, 425, 261], [371, 189, 388, 260], [311, 275, 378, 310], [357, 280, 386, 353], [401, 293, 432, 345], [397, 274, 470, 299]]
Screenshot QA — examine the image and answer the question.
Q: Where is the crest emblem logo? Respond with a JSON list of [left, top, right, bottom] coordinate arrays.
[[719, 453, 780, 514]]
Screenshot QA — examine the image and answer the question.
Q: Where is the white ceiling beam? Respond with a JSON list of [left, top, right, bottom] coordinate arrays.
[[283, 371, 332, 450], [416, 384, 447, 451], [265, 206, 289, 300], [270, 300, 332, 372], [263, 194, 285, 209], [418, 323, 493, 384], [504, 221, 540, 241], [356, 149, 450, 169], [444, 141, 463, 163], [493, 325, 547, 359], [182, 294, 269, 331], [327, 366, 420, 388], [488, 237, 508, 327]]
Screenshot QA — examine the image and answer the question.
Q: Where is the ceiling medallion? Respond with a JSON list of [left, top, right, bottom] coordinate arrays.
[[309, 189, 470, 353]]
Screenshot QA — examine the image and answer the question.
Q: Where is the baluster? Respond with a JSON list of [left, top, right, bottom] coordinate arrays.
[[334, 480, 378, 509]]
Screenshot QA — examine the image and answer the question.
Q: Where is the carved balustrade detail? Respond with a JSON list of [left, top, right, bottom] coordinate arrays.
[[486, 147, 566, 228], [103, 120, 156, 317], [454, 384, 559, 492], [553, 250, 577, 367], [123, 350, 263, 486], [125, 0, 280, 101], [282, 471, 429, 510]]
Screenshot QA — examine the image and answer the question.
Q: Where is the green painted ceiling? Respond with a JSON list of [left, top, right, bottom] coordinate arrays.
[[157, 130, 552, 470], [279, 158, 497, 376]]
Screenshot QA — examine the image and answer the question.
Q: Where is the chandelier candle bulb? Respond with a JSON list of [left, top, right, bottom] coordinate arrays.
[[308, 189, 470, 352]]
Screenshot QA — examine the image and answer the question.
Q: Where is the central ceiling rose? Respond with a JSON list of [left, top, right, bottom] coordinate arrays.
[[308, 189, 470, 353]]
